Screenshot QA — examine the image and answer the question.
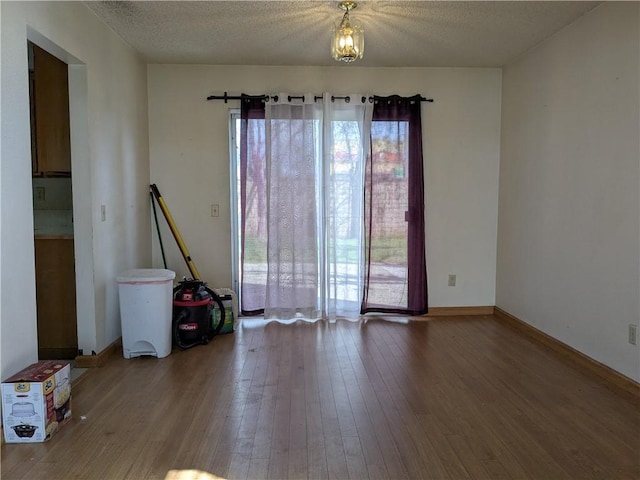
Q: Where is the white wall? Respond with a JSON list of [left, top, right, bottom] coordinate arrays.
[[1, 2, 151, 379], [497, 2, 640, 381], [147, 65, 502, 308]]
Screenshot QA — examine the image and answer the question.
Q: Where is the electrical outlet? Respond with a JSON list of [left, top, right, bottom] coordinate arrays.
[[211, 204, 219, 217], [629, 324, 638, 345], [448, 274, 456, 287]]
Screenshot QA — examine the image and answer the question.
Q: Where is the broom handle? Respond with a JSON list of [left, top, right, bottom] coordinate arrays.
[[150, 184, 201, 280]]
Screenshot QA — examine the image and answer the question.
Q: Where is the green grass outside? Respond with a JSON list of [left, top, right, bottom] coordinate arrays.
[[243, 234, 407, 264]]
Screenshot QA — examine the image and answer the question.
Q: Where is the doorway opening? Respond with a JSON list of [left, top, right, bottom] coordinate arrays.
[[29, 41, 78, 360]]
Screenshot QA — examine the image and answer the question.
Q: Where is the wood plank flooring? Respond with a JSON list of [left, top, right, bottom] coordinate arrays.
[[2, 315, 639, 480]]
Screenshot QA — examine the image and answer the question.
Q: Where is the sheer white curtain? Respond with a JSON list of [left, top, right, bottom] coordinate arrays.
[[264, 94, 323, 320], [262, 93, 372, 321], [322, 94, 372, 320]]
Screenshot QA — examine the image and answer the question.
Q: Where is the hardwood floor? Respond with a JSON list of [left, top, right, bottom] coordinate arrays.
[[2, 315, 639, 479]]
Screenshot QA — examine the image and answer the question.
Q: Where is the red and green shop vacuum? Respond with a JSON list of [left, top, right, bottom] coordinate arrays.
[[150, 184, 231, 349]]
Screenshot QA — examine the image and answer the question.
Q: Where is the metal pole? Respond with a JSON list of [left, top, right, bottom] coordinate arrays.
[[150, 191, 167, 269], [150, 184, 201, 280]]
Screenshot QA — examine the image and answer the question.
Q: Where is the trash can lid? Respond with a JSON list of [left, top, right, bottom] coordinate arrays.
[[116, 269, 176, 283]]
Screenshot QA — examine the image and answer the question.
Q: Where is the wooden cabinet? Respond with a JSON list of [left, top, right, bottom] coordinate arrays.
[[34, 238, 77, 359], [30, 44, 71, 176]]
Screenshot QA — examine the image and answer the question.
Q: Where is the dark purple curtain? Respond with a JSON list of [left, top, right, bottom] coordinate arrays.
[[240, 95, 266, 315], [361, 95, 428, 315]]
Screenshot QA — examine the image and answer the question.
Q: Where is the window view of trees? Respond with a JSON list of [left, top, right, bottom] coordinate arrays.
[[235, 116, 411, 313], [365, 121, 409, 308]]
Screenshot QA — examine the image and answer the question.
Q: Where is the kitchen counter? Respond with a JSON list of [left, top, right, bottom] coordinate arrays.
[[34, 233, 74, 240]]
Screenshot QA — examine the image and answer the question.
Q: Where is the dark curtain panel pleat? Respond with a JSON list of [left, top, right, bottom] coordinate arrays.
[[240, 95, 266, 315], [361, 94, 428, 315]]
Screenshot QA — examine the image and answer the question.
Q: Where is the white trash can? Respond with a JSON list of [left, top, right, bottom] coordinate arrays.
[[116, 269, 175, 359]]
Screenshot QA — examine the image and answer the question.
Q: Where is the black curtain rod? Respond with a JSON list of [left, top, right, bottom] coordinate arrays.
[[206, 92, 433, 103]]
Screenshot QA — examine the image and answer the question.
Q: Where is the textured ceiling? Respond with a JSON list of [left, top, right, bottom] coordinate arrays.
[[84, 1, 600, 67]]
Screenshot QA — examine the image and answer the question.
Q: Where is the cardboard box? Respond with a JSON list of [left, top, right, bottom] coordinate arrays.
[[2, 361, 71, 443]]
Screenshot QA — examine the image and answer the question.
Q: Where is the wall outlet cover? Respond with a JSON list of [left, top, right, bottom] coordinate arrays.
[[629, 324, 638, 345]]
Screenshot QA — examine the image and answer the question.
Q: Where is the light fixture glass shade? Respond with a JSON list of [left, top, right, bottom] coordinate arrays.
[[332, 8, 364, 63]]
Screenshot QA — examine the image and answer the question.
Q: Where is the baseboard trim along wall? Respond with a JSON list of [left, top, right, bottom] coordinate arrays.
[[494, 307, 640, 399], [422, 306, 495, 317], [74, 337, 122, 368]]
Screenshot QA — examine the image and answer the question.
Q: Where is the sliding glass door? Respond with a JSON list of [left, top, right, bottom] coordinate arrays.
[[230, 94, 427, 320], [362, 96, 428, 315]]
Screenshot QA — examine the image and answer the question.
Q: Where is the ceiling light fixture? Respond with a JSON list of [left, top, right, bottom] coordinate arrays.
[[331, 1, 364, 63]]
